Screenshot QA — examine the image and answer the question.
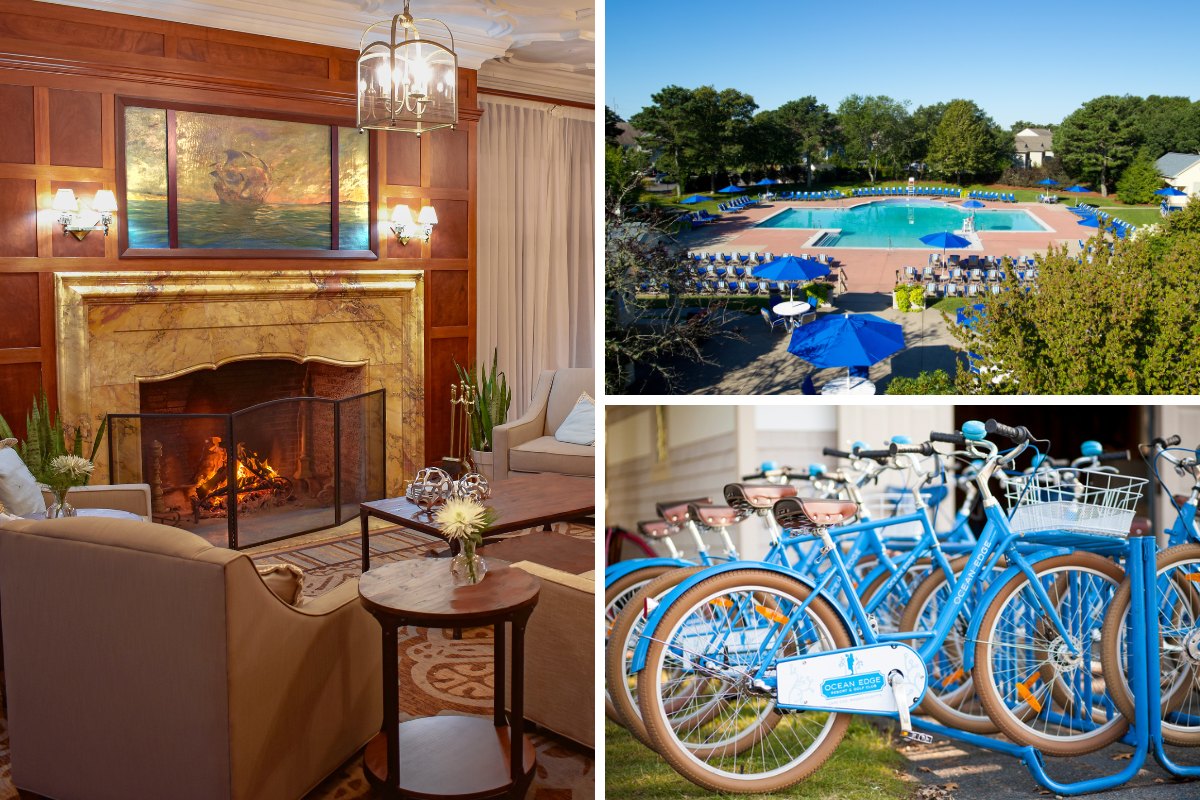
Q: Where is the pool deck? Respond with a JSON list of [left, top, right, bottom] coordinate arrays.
[[684, 197, 1085, 294]]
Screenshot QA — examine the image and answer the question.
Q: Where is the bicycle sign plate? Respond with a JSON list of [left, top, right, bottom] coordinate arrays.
[[776, 643, 926, 714]]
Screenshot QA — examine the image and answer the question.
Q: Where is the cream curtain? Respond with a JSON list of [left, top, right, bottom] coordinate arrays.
[[477, 96, 594, 415]]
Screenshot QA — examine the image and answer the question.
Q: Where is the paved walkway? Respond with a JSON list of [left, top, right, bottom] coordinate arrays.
[[636, 292, 960, 395]]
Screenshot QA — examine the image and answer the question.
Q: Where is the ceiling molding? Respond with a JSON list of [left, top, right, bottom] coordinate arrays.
[[478, 60, 592, 104]]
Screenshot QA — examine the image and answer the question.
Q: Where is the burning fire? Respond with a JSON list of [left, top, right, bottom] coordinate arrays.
[[190, 437, 292, 519]]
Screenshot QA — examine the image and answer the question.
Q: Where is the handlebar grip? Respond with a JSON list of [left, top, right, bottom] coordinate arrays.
[[889, 441, 935, 457], [822, 447, 853, 459], [854, 448, 892, 461], [741, 473, 766, 480], [930, 431, 966, 446], [985, 419, 1032, 444], [1096, 450, 1128, 463], [1165, 435, 1182, 447]]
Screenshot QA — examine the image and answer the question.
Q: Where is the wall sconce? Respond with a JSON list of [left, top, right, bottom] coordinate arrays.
[[390, 203, 437, 245], [53, 188, 118, 240]]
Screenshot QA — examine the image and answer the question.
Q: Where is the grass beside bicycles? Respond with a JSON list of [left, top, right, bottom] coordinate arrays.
[[605, 719, 910, 800]]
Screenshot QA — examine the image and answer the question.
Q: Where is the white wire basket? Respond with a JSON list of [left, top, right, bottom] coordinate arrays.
[[1002, 468, 1147, 537], [861, 491, 925, 539]]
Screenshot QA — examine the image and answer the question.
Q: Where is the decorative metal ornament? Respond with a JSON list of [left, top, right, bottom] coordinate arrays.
[[356, 0, 458, 136], [409, 466, 454, 511], [453, 473, 491, 502]]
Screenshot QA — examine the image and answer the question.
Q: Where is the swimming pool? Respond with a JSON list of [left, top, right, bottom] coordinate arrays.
[[755, 198, 1051, 248]]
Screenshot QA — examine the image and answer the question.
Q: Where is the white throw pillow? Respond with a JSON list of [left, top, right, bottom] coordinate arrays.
[[0, 443, 47, 517], [554, 392, 595, 446]]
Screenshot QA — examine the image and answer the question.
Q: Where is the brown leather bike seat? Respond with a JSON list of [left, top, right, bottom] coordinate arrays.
[[724, 482, 798, 510], [688, 504, 743, 528], [772, 496, 859, 528], [655, 497, 712, 524], [637, 520, 676, 539]]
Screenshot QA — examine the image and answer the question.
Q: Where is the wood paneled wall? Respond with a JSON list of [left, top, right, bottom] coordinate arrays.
[[0, 0, 476, 463]]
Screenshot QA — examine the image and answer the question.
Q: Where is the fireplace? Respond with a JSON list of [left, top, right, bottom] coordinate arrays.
[[107, 358, 385, 548]]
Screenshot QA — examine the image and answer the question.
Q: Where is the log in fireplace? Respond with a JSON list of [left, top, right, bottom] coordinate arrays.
[[107, 359, 386, 549]]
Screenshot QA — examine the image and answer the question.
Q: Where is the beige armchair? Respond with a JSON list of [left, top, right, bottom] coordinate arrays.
[[0, 516, 381, 800], [492, 368, 595, 481], [40, 482, 153, 521]]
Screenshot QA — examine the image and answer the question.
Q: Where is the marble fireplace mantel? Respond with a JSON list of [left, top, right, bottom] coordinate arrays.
[[56, 270, 423, 495]]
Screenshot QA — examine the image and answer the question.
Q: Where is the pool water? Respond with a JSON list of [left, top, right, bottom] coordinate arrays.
[[755, 198, 1050, 248]]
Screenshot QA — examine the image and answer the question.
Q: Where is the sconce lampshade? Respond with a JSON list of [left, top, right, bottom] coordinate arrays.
[[417, 205, 438, 225], [391, 204, 415, 227], [52, 188, 78, 213], [91, 190, 118, 213], [356, 0, 458, 136]]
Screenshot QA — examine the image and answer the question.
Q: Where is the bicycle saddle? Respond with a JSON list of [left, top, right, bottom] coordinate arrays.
[[724, 482, 798, 512], [687, 504, 749, 528], [771, 496, 859, 528], [637, 519, 677, 539], [655, 497, 713, 524]]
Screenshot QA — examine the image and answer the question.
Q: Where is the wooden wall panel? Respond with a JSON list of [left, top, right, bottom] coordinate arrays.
[[0, 179, 37, 257], [0, 274, 40, 349], [175, 38, 331, 79], [0, 12, 165, 56], [428, 270, 469, 328], [430, 200, 468, 260], [385, 131, 422, 187], [48, 89, 105, 168], [428, 127, 469, 190], [0, 85, 36, 164], [425, 336, 469, 464], [50, 181, 106, 258], [0, 362, 44, 440]]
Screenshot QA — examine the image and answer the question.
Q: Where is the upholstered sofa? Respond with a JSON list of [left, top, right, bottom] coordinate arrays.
[[40, 482, 153, 521], [492, 368, 595, 481], [0, 515, 381, 800], [505, 560, 595, 748]]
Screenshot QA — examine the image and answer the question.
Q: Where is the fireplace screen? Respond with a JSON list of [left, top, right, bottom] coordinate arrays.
[[107, 389, 386, 549]]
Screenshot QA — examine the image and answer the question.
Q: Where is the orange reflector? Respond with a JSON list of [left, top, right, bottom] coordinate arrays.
[[709, 597, 733, 609], [1016, 674, 1043, 713], [755, 604, 790, 624], [940, 667, 965, 688], [1184, 574, 1200, 583]]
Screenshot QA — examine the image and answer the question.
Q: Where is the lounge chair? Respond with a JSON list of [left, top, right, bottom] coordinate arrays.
[[760, 307, 787, 332]]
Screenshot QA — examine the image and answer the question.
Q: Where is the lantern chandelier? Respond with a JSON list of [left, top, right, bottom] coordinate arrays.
[[356, 0, 458, 136]]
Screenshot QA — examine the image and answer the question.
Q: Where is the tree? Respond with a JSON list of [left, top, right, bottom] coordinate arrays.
[[1055, 95, 1143, 197], [926, 99, 1008, 184], [773, 96, 837, 186], [836, 94, 910, 183], [739, 110, 791, 175], [1117, 150, 1164, 204], [952, 202, 1200, 394], [604, 146, 741, 393], [884, 370, 956, 395], [605, 105, 625, 144], [1135, 95, 1199, 157], [905, 102, 949, 177]]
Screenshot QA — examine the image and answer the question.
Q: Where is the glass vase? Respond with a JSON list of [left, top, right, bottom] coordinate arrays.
[[47, 487, 77, 519], [450, 545, 487, 585]]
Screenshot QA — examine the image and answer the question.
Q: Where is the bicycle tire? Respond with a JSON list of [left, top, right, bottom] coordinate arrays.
[[973, 552, 1128, 756], [604, 564, 677, 721], [637, 569, 852, 793]]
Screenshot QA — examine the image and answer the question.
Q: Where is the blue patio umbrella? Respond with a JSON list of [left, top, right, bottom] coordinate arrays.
[[1155, 186, 1186, 196], [961, 199, 985, 209], [1065, 185, 1091, 193], [755, 178, 775, 186], [717, 184, 743, 194], [1037, 178, 1059, 187], [679, 194, 709, 204], [787, 312, 905, 390], [920, 230, 972, 257], [753, 255, 830, 301]]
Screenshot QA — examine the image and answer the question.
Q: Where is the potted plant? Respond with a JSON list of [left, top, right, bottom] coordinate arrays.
[[454, 349, 511, 481], [1, 391, 106, 516]]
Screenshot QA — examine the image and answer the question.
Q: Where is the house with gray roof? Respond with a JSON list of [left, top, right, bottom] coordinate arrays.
[[1157, 152, 1200, 199], [1014, 127, 1054, 168]]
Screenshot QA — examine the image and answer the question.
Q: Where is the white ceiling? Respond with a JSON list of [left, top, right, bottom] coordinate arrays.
[[38, 0, 594, 101]]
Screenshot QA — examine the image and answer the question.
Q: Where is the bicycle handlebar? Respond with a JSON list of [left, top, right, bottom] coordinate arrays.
[[985, 419, 1033, 444], [853, 448, 893, 461], [822, 446, 854, 459], [1095, 450, 1129, 463], [888, 441, 935, 457], [930, 430, 966, 446]]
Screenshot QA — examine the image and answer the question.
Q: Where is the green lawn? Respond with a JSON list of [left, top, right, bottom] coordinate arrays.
[[604, 720, 911, 800]]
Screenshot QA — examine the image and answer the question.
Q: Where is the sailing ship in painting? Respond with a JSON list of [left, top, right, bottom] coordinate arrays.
[[210, 150, 272, 206]]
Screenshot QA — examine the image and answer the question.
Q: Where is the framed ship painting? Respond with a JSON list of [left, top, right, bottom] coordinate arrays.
[[117, 98, 376, 258]]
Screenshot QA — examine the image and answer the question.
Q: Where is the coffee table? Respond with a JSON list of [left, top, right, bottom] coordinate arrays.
[[360, 473, 594, 572]]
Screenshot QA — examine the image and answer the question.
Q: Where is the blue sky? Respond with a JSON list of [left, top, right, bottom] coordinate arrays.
[[605, 0, 1200, 128]]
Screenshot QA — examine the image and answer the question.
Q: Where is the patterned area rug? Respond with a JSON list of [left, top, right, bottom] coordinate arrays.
[[0, 521, 595, 800]]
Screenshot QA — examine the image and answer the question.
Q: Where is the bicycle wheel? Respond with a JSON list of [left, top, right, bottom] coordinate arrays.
[[606, 565, 706, 746], [973, 552, 1127, 756], [859, 557, 937, 635], [637, 569, 852, 793], [604, 564, 677, 721], [898, 555, 1004, 734], [1100, 543, 1200, 746]]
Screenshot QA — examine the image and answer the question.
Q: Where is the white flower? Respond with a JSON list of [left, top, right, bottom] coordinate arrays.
[[50, 454, 94, 481], [434, 498, 487, 541]]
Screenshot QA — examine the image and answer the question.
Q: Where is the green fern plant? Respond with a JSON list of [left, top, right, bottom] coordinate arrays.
[[454, 349, 511, 452], [1, 392, 106, 486]]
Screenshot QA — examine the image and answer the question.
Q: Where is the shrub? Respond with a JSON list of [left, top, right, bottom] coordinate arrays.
[[894, 285, 912, 312], [907, 285, 926, 311], [1116, 150, 1162, 205], [885, 370, 957, 394], [805, 281, 833, 305]]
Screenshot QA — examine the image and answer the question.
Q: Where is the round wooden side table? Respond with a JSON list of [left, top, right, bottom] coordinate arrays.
[[358, 558, 541, 799]]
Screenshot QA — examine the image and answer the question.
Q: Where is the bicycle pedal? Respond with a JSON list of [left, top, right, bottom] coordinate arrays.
[[900, 730, 934, 745]]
